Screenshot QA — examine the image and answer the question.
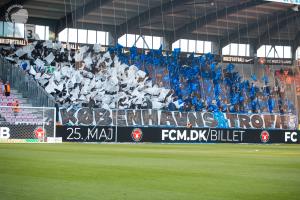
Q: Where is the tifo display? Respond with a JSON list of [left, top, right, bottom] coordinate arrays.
[[0, 41, 296, 116], [0, 39, 299, 142], [58, 108, 297, 129]]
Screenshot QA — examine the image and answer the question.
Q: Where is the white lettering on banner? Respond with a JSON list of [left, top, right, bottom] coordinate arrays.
[[177, 130, 187, 140], [210, 130, 218, 141], [0, 127, 10, 139], [233, 131, 240, 142], [67, 127, 114, 141], [199, 130, 208, 141], [190, 130, 198, 141], [87, 128, 98, 140], [162, 130, 169, 141], [161, 129, 245, 142], [67, 127, 81, 140], [97, 128, 113, 140], [169, 130, 177, 141], [285, 132, 298, 142]]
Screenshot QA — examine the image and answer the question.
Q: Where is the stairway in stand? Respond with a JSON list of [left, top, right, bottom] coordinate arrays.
[[0, 84, 41, 125]]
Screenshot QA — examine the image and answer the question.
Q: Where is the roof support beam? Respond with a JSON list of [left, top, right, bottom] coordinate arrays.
[[220, 10, 294, 47], [291, 30, 300, 59], [122, 28, 173, 39], [116, 0, 184, 38], [257, 12, 299, 47], [72, 22, 116, 33], [56, 0, 113, 33], [0, 0, 31, 21], [27, 17, 58, 27], [293, 31, 300, 50], [170, 0, 267, 43]]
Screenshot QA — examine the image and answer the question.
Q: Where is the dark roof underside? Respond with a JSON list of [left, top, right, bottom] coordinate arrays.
[[0, 0, 299, 48]]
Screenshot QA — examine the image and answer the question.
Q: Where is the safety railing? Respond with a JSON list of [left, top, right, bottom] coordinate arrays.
[[0, 56, 56, 107]]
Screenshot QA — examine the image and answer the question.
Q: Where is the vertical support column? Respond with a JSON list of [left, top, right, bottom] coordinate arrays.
[[292, 45, 298, 63], [53, 106, 57, 141], [108, 32, 117, 46], [251, 42, 262, 80], [249, 43, 256, 58], [211, 41, 221, 56], [48, 25, 58, 41], [162, 37, 172, 52], [292, 45, 299, 126]]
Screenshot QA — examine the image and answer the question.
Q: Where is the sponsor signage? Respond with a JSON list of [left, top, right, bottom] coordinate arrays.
[[34, 127, 46, 139], [56, 126, 300, 144], [0, 127, 10, 139], [58, 108, 298, 130], [0, 139, 39, 143], [0, 125, 52, 142], [118, 128, 300, 144], [0, 37, 80, 50], [284, 131, 299, 143], [260, 130, 270, 143], [47, 137, 62, 143], [131, 128, 143, 142], [258, 57, 293, 65], [160, 129, 245, 143], [0, 37, 28, 46], [222, 56, 254, 64]]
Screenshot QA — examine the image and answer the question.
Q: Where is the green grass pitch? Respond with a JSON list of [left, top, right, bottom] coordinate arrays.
[[0, 143, 300, 200]]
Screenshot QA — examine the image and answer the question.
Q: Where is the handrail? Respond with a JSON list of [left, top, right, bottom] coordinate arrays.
[[0, 55, 56, 107]]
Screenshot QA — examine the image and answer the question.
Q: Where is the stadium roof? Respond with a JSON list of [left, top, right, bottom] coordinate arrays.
[[1, 0, 300, 49]]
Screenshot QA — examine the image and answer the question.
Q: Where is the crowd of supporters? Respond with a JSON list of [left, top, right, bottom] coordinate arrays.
[[0, 41, 296, 114]]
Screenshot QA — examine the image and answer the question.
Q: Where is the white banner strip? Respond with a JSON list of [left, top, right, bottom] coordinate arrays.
[[265, 0, 300, 5]]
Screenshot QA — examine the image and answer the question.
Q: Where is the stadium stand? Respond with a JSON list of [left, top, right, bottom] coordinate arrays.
[[0, 1, 300, 199], [0, 59, 50, 126], [0, 41, 296, 115], [0, 83, 41, 125]]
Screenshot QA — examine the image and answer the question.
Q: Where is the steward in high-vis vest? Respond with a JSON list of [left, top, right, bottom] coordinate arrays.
[[4, 81, 11, 97]]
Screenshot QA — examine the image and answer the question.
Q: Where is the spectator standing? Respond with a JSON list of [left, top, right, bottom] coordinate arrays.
[[12, 100, 20, 116], [4, 81, 11, 97], [88, 97, 96, 110], [187, 122, 192, 128]]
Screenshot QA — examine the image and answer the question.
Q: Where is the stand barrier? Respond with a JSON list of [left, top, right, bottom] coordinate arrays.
[[56, 126, 300, 144]]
